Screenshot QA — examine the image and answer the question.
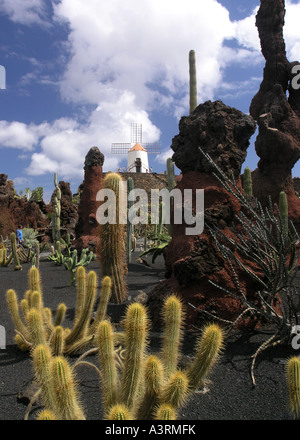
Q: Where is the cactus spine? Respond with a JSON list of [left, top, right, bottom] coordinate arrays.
[[243, 167, 253, 197], [189, 49, 197, 114], [99, 173, 127, 303], [286, 356, 300, 418]]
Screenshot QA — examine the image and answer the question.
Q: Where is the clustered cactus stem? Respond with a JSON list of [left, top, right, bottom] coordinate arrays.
[[29, 294, 224, 420], [6, 266, 112, 356]]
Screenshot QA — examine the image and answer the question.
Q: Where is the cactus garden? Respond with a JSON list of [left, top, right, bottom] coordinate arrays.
[[2, 0, 300, 425]]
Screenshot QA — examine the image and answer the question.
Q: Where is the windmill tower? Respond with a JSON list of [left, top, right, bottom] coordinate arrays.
[[111, 123, 160, 173]]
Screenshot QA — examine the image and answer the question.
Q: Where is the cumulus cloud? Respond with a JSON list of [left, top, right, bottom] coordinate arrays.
[[2, 0, 300, 183], [0, 121, 38, 150], [0, 0, 48, 26]]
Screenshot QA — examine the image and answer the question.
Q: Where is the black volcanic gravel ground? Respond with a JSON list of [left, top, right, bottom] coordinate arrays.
[[0, 253, 297, 424]]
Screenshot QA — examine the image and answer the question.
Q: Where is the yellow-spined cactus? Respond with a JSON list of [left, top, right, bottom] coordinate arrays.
[[6, 266, 112, 356], [286, 356, 300, 419]]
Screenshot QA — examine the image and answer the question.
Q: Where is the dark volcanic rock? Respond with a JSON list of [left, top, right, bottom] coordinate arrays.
[[74, 147, 104, 253], [147, 102, 258, 329], [0, 174, 49, 239], [249, 0, 300, 226], [172, 100, 256, 179], [54, 181, 78, 237]]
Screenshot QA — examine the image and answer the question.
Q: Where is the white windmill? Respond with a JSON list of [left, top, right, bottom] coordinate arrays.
[[111, 123, 160, 173]]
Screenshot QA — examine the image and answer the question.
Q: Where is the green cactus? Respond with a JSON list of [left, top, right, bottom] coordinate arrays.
[[166, 157, 176, 236], [36, 410, 57, 420], [52, 173, 61, 247], [6, 266, 111, 356], [279, 191, 288, 236], [99, 173, 127, 304], [121, 303, 149, 413], [186, 323, 224, 391], [64, 270, 98, 351], [97, 320, 119, 414], [0, 246, 13, 267], [127, 177, 134, 263], [189, 49, 197, 114], [33, 344, 58, 415], [27, 293, 224, 420], [243, 167, 253, 197], [137, 355, 163, 420], [161, 295, 184, 378], [89, 276, 112, 335], [107, 405, 132, 420], [11, 232, 22, 270], [51, 355, 86, 420], [286, 356, 300, 419], [167, 158, 176, 192], [154, 404, 176, 420]]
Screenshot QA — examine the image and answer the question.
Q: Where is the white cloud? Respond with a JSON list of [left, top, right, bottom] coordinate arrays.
[[0, 0, 47, 26], [2, 0, 300, 182], [284, 0, 300, 61], [53, 0, 235, 111], [0, 121, 38, 149]]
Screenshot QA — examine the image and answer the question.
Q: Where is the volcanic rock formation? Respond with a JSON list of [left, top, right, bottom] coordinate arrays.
[[147, 100, 257, 328], [249, 0, 300, 226], [0, 174, 49, 239], [74, 147, 104, 253]]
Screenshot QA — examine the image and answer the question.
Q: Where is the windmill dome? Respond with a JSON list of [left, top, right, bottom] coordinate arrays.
[[129, 142, 146, 152]]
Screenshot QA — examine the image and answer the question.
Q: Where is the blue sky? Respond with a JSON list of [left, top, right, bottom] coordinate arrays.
[[1, 0, 300, 202]]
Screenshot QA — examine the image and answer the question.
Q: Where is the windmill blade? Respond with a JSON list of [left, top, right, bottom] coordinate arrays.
[[141, 143, 161, 154], [111, 143, 131, 154]]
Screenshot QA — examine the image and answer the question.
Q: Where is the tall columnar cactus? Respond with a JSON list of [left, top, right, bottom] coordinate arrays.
[[243, 167, 253, 197], [126, 177, 134, 263], [52, 173, 61, 247], [286, 356, 300, 419], [121, 303, 149, 413], [279, 191, 288, 236], [99, 173, 127, 304], [6, 266, 111, 356], [166, 157, 176, 236], [10, 232, 22, 271], [167, 158, 176, 192], [161, 295, 184, 378], [189, 49, 197, 114], [97, 320, 119, 414]]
